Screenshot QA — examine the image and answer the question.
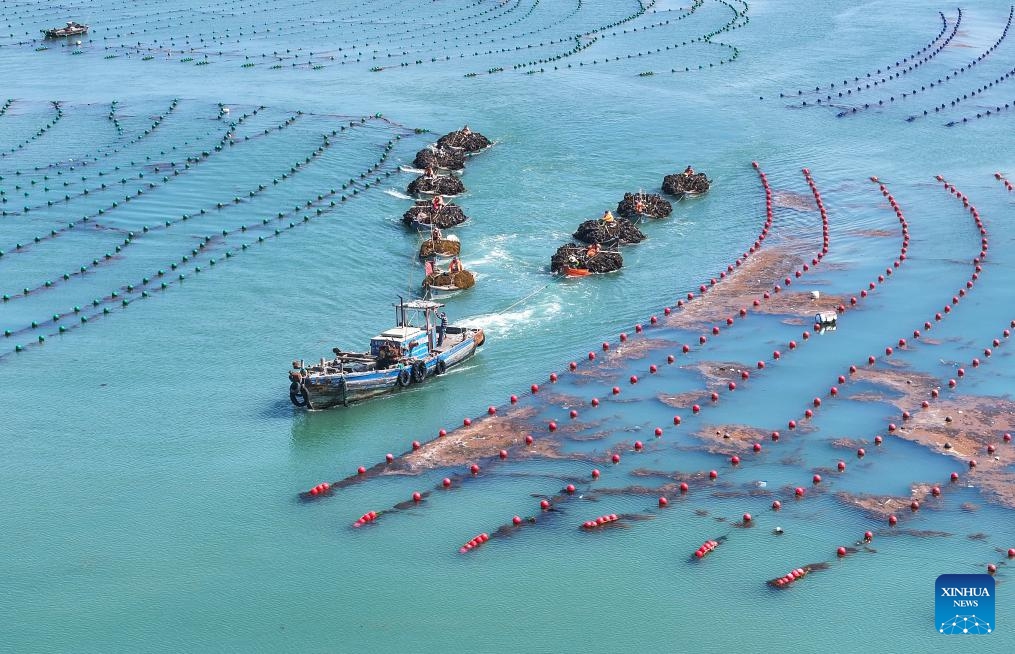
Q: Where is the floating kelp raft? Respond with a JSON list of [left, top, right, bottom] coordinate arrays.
[[436, 128, 492, 153], [408, 173, 466, 197], [413, 146, 466, 171], [616, 192, 673, 219], [419, 235, 462, 259], [663, 170, 710, 196], [573, 217, 646, 245], [402, 201, 469, 228], [550, 242, 623, 274], [423, 268, 476, 291]]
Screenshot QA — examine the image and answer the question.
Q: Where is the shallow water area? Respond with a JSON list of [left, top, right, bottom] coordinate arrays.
[[3, 0, 1015, 652]]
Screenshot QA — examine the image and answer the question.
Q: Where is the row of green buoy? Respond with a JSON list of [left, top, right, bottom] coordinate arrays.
[[0, 100, 60, 158], [2, 119, 418, 356], [0, 109, 287, 260]]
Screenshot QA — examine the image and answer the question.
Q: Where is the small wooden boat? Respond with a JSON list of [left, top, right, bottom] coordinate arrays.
[[287, 299, 484, 410], [422, 260, 475, 295], [43, 22, 89, 38]]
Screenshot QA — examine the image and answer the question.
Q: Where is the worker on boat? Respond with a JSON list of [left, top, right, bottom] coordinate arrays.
[[431, 195, 444, 212], [436, 311, 448, 347], [634, 197, 646, 214], [684, 165, 695, 176], [425, 165, 436, 178], [586, 243, 600, 258], [431, 225, 443, 243], [602, 210, 615, 223], [568, 254, 580, 267], [462, 125, 471, 136], [449, 256, 462, 273]]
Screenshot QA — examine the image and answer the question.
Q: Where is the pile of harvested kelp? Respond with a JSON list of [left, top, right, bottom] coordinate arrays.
[[408, 174, 466, 197], [402, 202, 469, 228], [616, 192, 673, 219], [550, 242, 624, 274], [413, 146, 466, 171], [573, 217, 645, 245], [423, 269, 476, 290], [419, 238, 461, 259], [662, 171, 710, 196], [436, 129, 492, 153]]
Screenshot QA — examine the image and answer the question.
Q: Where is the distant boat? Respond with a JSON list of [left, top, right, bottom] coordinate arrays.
[[43, 22, 89, 38], [287, 299, 484, 409]]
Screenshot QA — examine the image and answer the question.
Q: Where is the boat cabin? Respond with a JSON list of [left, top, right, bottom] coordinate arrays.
[[368, 298, 445, 359]]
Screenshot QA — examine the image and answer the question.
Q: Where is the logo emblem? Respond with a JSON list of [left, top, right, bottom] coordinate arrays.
[[936, 574, 995, 634]]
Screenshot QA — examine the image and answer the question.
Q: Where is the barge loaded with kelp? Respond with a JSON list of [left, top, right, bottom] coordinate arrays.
[[287, 299, 484, 409]]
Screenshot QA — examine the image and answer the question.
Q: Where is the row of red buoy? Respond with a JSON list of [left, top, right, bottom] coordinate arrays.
[[995, 171, 1014, 192], [582, 514, 619, 529], [459, 533, 489, 553], [308, 482, 331, 496], [353, 511, 378, 527], [694, 539, 719, 558], [770, 567, 809, 587]]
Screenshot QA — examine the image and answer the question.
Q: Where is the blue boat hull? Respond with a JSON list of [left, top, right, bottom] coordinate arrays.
[[298, 332, 480, 410]]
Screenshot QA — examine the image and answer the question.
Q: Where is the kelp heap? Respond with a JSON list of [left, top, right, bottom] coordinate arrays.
[[616, 192, 673, 219], [403, 200, 469, 228], [550, 242, 624, 274], [437, 128, 492, 153], [662, 169, 710, 196], [407, 173, 466, 197], [419, 237, 461, 259], [413, 146, 466, 171], [572, 217, 646, 245], [423, 269, 476, 290]]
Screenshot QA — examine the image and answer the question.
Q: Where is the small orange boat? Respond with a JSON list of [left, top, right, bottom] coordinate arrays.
[[563, 267, 591, 277]]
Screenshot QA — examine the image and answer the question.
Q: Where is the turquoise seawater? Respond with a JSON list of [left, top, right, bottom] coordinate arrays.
[[2, 1, 1015, 651]]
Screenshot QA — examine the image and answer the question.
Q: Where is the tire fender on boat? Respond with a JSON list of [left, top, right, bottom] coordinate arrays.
[[397, 368, 412, 387], [435, 359, 448, 375], [411, 361, 427, 383]]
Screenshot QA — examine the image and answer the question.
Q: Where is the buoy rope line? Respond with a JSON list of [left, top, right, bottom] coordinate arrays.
[[783, 9, 956, 105], [0, 101, 223, 218], [736, 176, 991, 536], [9, 98, 192, 180], [0, 101, 61, 159], [0, 108, 281, 254], [298, 160, 781, 503], [0, 115, 384, 311], [0, 98, 15, 118], [0, 118, 325, 307], [0, 122, 420, 355], [994, 171, 1014, 191], [88, 0, 502, 66], [835, 6, 1012, 117], [945, 93, 1015, 125], [513, 0, 746, 77], [107, 100, 124, 137]]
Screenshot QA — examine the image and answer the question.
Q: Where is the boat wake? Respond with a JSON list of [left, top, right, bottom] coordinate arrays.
[[384, 189, 413, 200]]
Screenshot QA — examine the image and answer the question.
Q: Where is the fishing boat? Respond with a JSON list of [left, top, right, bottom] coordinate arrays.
[[43, 22, 89, 38], [422, 258, 475, 296], [287, 299, 484, 409]]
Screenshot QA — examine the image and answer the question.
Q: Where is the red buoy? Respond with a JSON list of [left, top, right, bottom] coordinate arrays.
[[548, 421, 557, 432], [531, 384, 540, 393], [510, 395, 518, 404], [358, 466, 366, 475], [864, 531, 873, 542], [951, 472, 959, 481], [549, 373, 558, 383], [889, 514, 898, 526], [771, 431, 780, 441], [772, 500, 781, 510], [612, 454, 621, 464], [680, 482, 689, 493], [837, 546, 847, 557], [743, 513, 752, 523], [812, 474, 822, 484], [525, 434, 533, 445], [570, 410, 578, 419], [612, 386, 621, 395], [692, 404, 701, 414], [655, 427, 663, 437], [592, 469, 600, 479], [731, 455, 740, 466], [857, 448, 866, 458], [488, 406, 496, 415], [412, 440, 421, 450], [540, 500, 551, 510], [442, 478, 451, 488], [566, 484, 575, 494], [788, 420, 797, 430], [837, 461, 846, 471], [910, 500, 920, 512], [471, 464, 480, 475], [569, 361, 577, 371], [499, 449, 508, 460], [386, 453, 394, 463], [591, 398, 600, 407], [753, 443, 762, 453], [634, 441, 644, 451], [630, 375, 639, 385], [513, 516, 523, 526], [795, 487, 805, 497], [673, 415, 681, 425], [412, 491, 422, 502], [659, 496, 669, 507], [988, 563, 998, 575], [650, 365, 658, 374], [709, 470, 718, 480]]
